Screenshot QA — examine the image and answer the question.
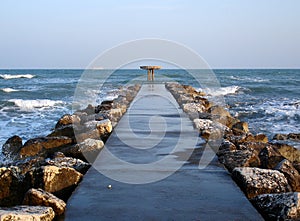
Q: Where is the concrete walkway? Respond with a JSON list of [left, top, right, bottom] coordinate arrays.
[[64, 84, 263, 220]]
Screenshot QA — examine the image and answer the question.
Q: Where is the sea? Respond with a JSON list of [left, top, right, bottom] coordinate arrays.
[[0, 69, 299, 161]]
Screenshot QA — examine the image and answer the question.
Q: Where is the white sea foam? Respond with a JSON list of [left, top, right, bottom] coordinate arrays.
[[0, 74, 35, 79], [8, 99, 65, 111], [201, 86, 242, 96], [1, 88, 20, 93], [229, 75, 269, 82]]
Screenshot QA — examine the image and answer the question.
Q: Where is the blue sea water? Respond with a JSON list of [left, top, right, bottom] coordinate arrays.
[[0, 69, 299, 160]]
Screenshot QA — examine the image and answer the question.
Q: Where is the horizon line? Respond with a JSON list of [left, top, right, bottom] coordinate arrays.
[[0, 67, 300, 70]]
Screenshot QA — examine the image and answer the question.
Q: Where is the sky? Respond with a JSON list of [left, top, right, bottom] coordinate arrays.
[[0, 0, 299, 69]]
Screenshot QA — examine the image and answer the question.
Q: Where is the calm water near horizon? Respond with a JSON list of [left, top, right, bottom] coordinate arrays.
[[0, 69, 299, 161]]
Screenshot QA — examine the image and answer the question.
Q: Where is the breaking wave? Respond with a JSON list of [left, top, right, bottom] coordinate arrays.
[[8, 99, 65, 111], [1, 88, 20, 93], [0, 74, 35, 80]]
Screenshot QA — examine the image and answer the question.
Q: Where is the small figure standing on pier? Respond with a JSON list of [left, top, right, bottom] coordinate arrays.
[[140, 66, 161, 81]]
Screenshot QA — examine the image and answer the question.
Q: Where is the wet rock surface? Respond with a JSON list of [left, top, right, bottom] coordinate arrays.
[[218, 149, 260, 172], [232, 167, 291, 199], [251, 192, 300, 221], [32, 165, 82, 200], [0, 166, 30, 206], [19, 136, 73, 158], [275, 159, 300, 192], [23, 188, 66, 215], [45, 156, 90, 174], [0, 205, 55, 221], [273, 133, 300, 141], [2, 135, 23, 159]]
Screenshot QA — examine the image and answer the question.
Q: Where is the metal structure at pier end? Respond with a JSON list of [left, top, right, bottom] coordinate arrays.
[[140, 65, 161, 81]]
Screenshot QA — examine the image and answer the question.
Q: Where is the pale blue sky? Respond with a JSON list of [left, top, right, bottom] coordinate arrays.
[[0, 0, 299, 68]]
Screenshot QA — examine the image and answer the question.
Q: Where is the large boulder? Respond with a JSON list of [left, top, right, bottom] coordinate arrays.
[[2, 135, 23, 159], [177, 94, 194, 105], [273, 133, 300, 141], [231, 121, 249, 135], [259, 145, 285, 169], [45, 156, 90, 174], [182, 103, 206, 119], [232, 167, 291, 199], [288, 133, 300, 141], [251, 192, 300, 221], [275, 159, 300, 192], [0, 205, 55, 221], [215, 115, 240, 128], [0, 167, 30, 206], [194, 119, 228, 141], [238, 134, 268, 144], [95, 101, 113, 113], [32, 165, 82, 200], [217, 140, 237, 154], [23, 188, 66, 216], [238, 141, 269, 153], [47, 125, 75, 140], [193, 119, 212, 131], [9, 156, 46, 175], [107, 108, 125, 124], [68, 138, 104, 163], [217, 149, 260, 172], [274, 143, 300, 163], [19, 136, 73, 158], [55, 114, 80, 128], [75, 129, 101, 143], [208, 106, 232, 118], [96, 119, 113, 138], [83, 119, 112, 139]]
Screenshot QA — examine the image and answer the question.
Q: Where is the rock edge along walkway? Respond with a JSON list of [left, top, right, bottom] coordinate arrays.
[[64, 84, 263, 220]]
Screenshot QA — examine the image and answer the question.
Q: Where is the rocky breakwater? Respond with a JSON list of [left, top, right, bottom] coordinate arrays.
[[0, 84, 141, 220], [166, 82, 300, 220]]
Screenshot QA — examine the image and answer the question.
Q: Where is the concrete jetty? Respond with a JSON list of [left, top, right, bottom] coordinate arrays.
[[64, 84, 263, 220]]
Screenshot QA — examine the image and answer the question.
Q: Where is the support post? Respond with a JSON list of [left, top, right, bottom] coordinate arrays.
[[140, 66, 161, 82]]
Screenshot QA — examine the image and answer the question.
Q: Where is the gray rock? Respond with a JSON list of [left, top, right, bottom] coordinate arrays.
[[288, 133, 300, 141], [23, 188, 66, 215], [0, 205, 55, 221], [0, 166, 30, 206], [273, 133, 300, 141], [75, 129, 101, 143], [47, 124, 75, 140], [232, 167, 291, 199], [193, 119, 212, 131], [275, 159, 300, 192], [251, 192, 300, 221], [2, 135, 23, 159], [218, 140, 237, 153], [193, 119, 228, 141], [217, 148, 260, 172], [182, 103, 206, 119], [74, 138, 104, 163], [45, 156, 90, 174], [259, 145, 285, 169]]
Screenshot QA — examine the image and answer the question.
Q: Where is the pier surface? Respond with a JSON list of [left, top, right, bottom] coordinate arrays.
[[64, 84, 263, 220]]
